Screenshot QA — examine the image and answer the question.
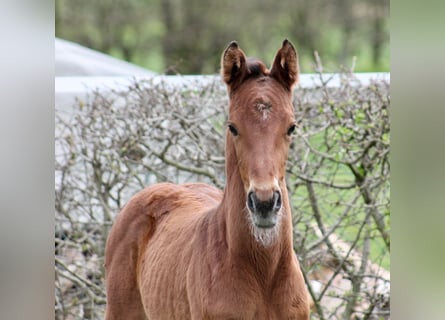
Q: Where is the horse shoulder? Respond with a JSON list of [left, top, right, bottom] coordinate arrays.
[[128, 183, 222, 318], [105, 182, 220, 278]]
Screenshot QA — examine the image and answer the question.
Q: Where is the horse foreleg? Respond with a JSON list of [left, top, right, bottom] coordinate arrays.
[[104, 202, 155, 320], [104, 238, 148, 320]]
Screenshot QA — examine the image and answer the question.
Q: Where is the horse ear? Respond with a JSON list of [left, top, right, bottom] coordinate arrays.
[[221, 41, 247, 89], [270, 39, 299, 90]]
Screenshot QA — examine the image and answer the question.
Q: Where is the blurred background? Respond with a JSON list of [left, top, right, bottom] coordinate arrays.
[[55, 0, 389, 74]]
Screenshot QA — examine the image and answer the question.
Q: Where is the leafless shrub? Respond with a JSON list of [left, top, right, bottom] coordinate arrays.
[[55, 73, 389, 319]]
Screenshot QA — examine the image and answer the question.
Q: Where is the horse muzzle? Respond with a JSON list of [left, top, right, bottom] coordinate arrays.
[[247, 190, 282, 228]]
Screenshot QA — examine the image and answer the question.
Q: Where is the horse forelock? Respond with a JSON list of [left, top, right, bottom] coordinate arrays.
[[246, 58, 269, 79]]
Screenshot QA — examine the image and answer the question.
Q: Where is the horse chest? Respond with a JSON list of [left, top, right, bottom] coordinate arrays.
[[195, 269, 303, 320], [201, 290, 298, 320]]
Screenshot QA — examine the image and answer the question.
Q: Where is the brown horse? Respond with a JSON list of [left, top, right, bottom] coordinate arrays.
[[104, 39, 310, 319]]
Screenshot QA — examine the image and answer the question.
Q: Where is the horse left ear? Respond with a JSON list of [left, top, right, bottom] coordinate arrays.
[[270, 39, 299, 91]]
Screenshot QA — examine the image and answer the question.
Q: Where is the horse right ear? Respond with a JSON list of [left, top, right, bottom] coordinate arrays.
[[221, 41, 247, 90]]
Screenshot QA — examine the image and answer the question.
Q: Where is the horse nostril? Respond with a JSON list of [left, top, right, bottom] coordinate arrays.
[[247, 191, 256, 212], [248, 190, 281, 215], [273, 191, 282, 210]]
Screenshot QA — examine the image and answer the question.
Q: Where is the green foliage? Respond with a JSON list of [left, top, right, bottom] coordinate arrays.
[[56, 0, 389, 74]]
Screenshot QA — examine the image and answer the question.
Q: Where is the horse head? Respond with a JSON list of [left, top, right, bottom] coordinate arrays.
[[221, 40, 299, 243]]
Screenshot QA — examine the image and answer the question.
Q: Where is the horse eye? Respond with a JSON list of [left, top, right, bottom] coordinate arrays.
[[287, 124, 296, 136], [228, 124, 238, 136]]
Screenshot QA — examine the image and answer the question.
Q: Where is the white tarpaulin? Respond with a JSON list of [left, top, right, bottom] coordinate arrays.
[[55, 38, 156, 77]]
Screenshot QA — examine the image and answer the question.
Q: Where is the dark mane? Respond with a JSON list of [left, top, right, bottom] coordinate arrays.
[[246, 57, 269, 78]]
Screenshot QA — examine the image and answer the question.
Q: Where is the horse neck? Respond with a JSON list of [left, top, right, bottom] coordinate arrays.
[[214, 135, 294, 275]]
